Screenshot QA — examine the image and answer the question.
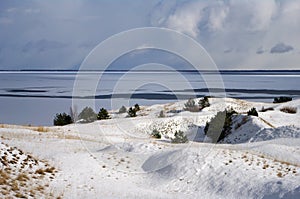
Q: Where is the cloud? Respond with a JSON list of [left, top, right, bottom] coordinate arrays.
[[270, 43, 294, 54], [0, 0, 300, 70]]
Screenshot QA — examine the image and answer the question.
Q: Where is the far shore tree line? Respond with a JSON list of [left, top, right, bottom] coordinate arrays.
[[53, 104, 140, 126]]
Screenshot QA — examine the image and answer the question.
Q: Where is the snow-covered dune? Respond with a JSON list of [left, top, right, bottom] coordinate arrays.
[[0, 97, 299, 198]]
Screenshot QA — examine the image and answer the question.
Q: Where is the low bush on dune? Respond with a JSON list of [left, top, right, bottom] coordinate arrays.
[[151, 129, 161, 139], [247, 107, 258, 117], [198, 96, 210, 110], [280, 106, 297, 114], [204, 108, 237, 143], [171, 130, 188, 143], [260, 106, 274, 112], [78, 107, 97, 123], [158, 110, 165, 118], [127, 107, 137, 117], [273, 96, 292, 103], [118, 106, 127, 114], [127, 104, 140, 117], [184, 98, 199, 112], [53, 113, 73, 126]]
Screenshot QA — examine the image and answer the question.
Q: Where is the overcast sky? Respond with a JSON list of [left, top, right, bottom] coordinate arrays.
[[0, 0, 299, 70]]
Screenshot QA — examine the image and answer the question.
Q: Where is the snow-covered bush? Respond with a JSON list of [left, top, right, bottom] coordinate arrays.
[[78, 107, 97, 123], [127, 104, 140, 117], [171, 131, 188, 143], [127, 107, 137, 117], [198, 96, 210, 110], [247, 107, 258, 117], [151, 129, 161, 139], [134, 104, 140, 111], [53, 113, 72, 126], [158, 110, 165, 118], [97, 108, 110, 120], [184, 98, 199, 112]]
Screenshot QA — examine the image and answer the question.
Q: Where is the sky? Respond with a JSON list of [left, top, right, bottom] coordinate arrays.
[[0, 0, 300, 70]]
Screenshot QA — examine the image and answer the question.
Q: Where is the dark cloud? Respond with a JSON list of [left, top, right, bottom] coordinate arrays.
[[270, 43, 294, 54], [256, 47, 265, 54]]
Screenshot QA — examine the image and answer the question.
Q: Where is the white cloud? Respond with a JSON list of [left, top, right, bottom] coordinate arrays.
[[165, 1, 206, 37]]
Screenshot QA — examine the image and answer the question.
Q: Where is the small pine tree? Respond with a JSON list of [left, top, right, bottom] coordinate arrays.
[[134, 104, 140, 111], [198, 96, 210, 110], [78, 107, 97, 123], [53, 113, 72, 126], [184, 98, 199, 112], [97, 108, 110, 120], [171, 131, 188, 143], [118, 106, 127, 114], [151, 129, 161, 139], [247, 107, 258, 117], [127, 107, 137, 117]]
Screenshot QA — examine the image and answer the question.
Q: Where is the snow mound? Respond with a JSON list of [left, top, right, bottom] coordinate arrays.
[[249, 126, 300, 142]]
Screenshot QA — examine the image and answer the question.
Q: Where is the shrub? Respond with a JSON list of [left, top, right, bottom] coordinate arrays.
[[247, 107, 258, 117], [198, 96, 210, 110], [184, 98, 199, 112], [204, 108, 237, 143], [97, 108, 110, 120], [53, 113, 72, 126], [78, 107, 97, 123], [134, 104, 140, 111], [118, 106, 127, 114], [158, 110, 165, 118], [151, 129, 161, 139], [171, 130, 188, 143], [273, 96, 292, 103], [127, 107, 137, 117], [260, 106, 274, 112], [280, 106, 297, 114]]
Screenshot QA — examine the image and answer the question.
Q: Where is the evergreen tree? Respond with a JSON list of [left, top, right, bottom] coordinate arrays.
[[97, 108, 110, 120], [198, 96, 210, 110], [127, 107, 137, 117], [78, 107, 97, 123], [53, 113, 72, 126], [118, 106, 127, 114]]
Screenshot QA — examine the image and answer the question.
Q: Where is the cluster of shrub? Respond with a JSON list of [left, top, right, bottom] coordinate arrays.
[[184, 96, 210, 112], [203, 107, 260, 143], [53, 103, 141, 126], [151, 129, 188, 144]]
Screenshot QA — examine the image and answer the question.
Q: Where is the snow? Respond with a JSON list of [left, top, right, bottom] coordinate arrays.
[[0, 97, 300, 198]]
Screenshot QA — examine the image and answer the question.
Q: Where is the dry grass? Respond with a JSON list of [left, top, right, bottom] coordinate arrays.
[[0, 170, 9, 185], [35, 126, 49, 132], [35, 169, 45, 175], [280, 106, 297, 114], [16, 173, 29, 182], [44, 167, 55, 174]]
